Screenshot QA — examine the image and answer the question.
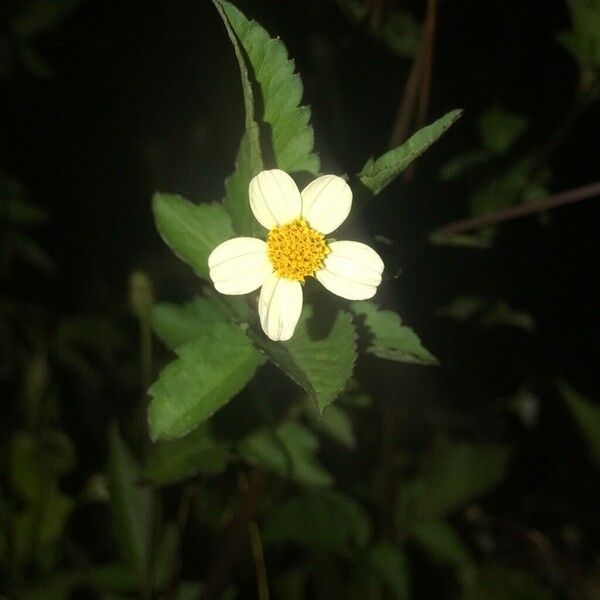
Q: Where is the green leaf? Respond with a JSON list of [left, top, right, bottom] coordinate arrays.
[[307, 403, 356, 449], [262, 490, 371, 550], [152, 193, 235, 281], [238, 421, 332, 487], [480, 301, 536, 332], [437, 297, 536, 332], [440, 150, 491, 180], [148, 322, 263, 440], [369, 541, 411, 599], [153, 522, 179, 591], [152, 297, 228, 350], [461, 566, 554, 600], [358, 109, 462, 195], [12, 486, 74, 571], [478, 106, 529, 155], [396, 437, 512, 522], [212, 0, 263, 238], [352, 301, 438, 365], [437, 295, 486, 321], [470, 160, 535, 216], [559, 380, 600, 467], [410, 520, 471, 566], [1, 197, 48, 225], [12, 0, 82, 39], [11, 431, 75, 499], [379, 11, 420, 58], [107, 425, 153, 580], [144, 424, 230, 486], [81, 562, 140, 593], [253, 306, 357, 413], [215, 0, 320, 234], [558, 0, 600, 72]]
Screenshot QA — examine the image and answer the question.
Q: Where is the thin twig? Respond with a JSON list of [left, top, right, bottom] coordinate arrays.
[[248, 520, 270, 600], [387, 39, 423, 150], [404, 0, 437, 181], [416, 0, 437, 130], [201, 469, 267, 600], [387, 0, 438, 151], [379, 402, 396, 540], [430, 181, 600, 239]]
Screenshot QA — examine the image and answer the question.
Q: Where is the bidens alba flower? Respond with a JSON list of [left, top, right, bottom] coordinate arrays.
[[208, 169, 384, 341]]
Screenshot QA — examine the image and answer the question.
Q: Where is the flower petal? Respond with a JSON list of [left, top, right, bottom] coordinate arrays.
[[249, 169, 302, 229], [300, 174, 352, 234], [208, 237, 272, 295], [258, 273, 303, 341], [316, 240, 384, 300]]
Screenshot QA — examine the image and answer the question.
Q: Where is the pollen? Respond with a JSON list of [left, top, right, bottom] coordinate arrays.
[[267, 218, 330, 282]]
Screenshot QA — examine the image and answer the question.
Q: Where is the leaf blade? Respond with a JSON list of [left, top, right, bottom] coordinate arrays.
[[148, 322, 263, 440], [359, 109, 462, 195], [152, 193, 234, 281]]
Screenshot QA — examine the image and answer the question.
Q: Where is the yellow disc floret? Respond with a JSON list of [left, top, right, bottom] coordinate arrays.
[[267, 218, 330, 282]]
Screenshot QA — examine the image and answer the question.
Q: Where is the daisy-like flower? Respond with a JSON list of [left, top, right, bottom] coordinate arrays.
[[208, 169, 384, 341]]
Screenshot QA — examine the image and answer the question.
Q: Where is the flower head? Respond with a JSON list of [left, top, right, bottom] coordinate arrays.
[[208, 169, 384, 341]]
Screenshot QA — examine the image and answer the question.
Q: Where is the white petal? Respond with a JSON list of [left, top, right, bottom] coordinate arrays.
[[208, 237, 272, 295], [316, 240, 384, 300], [301, 174, 352, 234], [249, 169, 301, 229], [258, 274, 303, 341]]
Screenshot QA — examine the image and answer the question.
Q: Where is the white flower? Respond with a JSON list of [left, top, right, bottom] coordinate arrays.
[[208, 169, 384, 341]]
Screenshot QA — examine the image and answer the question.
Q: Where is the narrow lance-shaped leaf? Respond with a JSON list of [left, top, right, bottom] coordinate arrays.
[[152, 193, 234, 281], [212, 0, 262, 178], [558, 380, 600, 467], [215, 0, 320, 234], [251, 306, 357, 414], [359, 109, 462, 195], [107, 426, 153, 582], [144, 424, 230, 487], [262, 489, 371, 550], [148, 321, 263, 441], [238, 421, 332, 487]]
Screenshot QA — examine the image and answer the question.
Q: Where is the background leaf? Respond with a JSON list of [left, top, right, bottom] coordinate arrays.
[[368, 541, 411, 599], [238, 421, 332, 487], [559, 380, 600, 467], [478, 106, 529, 155], [107, 426, 153, 582], [306, 403, 356, 449], [152, 193, 234, 281], [410, 520, 471, 566], [148, 321, 263, 440], [396, 437, 512, 522], [262, 489, 371, 550], [144, 424, 230, 486]]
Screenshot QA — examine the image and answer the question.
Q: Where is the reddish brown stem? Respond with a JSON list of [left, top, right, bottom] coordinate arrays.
[[430, 181, 600, 239], [388, 0, 438, 152], [202, 469, 267, 600]]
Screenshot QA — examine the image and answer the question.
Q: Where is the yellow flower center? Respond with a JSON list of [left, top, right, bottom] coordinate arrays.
[[266, 218, 329, 282]]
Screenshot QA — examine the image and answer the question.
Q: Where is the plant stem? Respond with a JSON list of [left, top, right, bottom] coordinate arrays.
[[202, 469, 267, 600], [248, 520, 270, 600], [430, 180, 600, 239]]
